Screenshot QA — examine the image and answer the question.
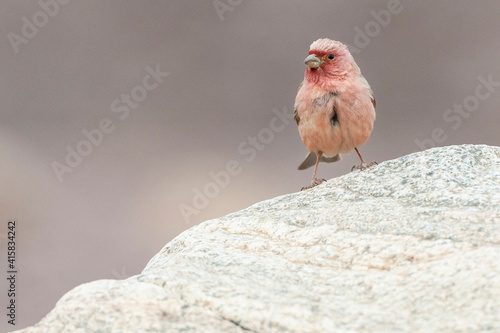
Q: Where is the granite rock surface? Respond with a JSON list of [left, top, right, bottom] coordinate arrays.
[[15, 145, 500, 332]]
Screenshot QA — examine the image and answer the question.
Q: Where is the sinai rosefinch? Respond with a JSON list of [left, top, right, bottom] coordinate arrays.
[[294, 38, 377, 189]]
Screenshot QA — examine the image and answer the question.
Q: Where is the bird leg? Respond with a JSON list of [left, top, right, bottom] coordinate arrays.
[[301, 152, 326, 190], [351, 147, 378, 171]]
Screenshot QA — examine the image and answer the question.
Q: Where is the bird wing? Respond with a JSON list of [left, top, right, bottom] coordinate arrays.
[[293, 81, 304, 125], [359, 74, 376, 109], [338, 74, 375, 121]]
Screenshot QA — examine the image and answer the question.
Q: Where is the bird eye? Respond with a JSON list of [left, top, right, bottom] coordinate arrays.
[[327, 54, 335, 60]]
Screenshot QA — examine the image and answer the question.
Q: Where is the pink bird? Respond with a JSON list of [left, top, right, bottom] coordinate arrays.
[[294, 38, 377, 189]]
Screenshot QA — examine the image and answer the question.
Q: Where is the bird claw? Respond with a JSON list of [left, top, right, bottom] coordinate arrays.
[[351, 161, 378, 172], [301, 178, 326, 191]]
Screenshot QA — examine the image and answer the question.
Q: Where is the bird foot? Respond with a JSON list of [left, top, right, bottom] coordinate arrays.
[[301, 178, 326, 191], [351, 161, 378, 172]]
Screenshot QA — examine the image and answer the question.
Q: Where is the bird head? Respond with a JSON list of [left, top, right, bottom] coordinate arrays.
[[303, 38, 355, 85]]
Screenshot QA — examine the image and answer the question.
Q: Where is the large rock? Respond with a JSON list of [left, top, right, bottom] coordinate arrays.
[[15, 145, 500, 332]]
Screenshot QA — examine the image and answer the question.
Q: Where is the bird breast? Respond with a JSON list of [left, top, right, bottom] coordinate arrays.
[[295, 80, 375, 156]]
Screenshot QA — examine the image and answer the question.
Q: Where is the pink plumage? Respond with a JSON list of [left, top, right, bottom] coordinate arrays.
[[294, 38, 377, 189]]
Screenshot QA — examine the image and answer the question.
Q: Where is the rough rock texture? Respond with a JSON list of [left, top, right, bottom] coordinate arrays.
[[15, 145, 500, 333]]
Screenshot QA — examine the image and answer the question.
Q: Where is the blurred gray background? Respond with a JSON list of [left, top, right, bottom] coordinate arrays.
[[1, 0, 499, 330]]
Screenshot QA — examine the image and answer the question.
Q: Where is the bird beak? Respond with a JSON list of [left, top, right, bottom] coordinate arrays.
[[304, 54, 321, 69]]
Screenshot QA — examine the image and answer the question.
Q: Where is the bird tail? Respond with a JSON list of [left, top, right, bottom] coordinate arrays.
[[297, 152, 341, 170]]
